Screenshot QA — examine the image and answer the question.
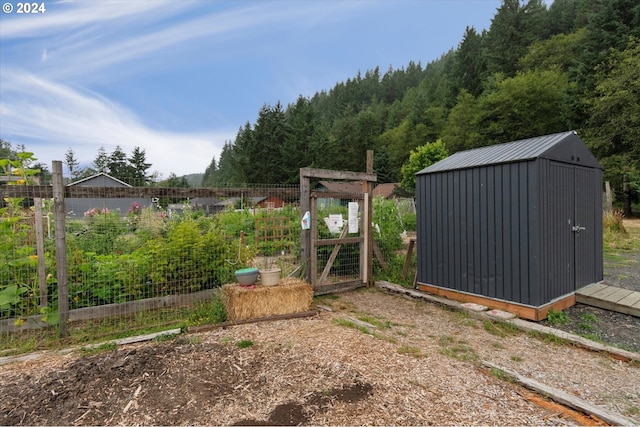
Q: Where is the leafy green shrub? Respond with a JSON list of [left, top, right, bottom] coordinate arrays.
[[142, 217, 250, 296], [400, 211, 417, 231], [372, 196, 404, 255], [72, 210, 129, 255], [67, 252, 146, 307], [214, 208, 256, 242], [0, 201, 46, 319]]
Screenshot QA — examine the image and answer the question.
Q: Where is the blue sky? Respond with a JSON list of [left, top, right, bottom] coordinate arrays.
[[0, 0, 501, 178]]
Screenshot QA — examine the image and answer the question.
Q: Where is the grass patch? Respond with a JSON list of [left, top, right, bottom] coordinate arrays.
[[356, 314, 393, 330], [544, 334, 568, 345], [578, 322, 594, 332], [236, 340, 254, 349], [437, 335, 478, 362], [183, 335, 204, 345], [438, 335, 456, 346], [0, 294, 230, 357], [546, 309, 570, 325], [332, 318, 393, 342], [453, 310, 478, 327], [581, 333, 602, 342], [603, 252, 630, 263], [397, 344, 428, 358], [188, 297, 227, 326], [510, 355, 523, 362], [78, 341, 118, 356], [489, 367, 512, 382], [604, 226, 640, 253], [483, 320, 520, 337], [580, 313, 598, 323], [333, 317, 361, 330]]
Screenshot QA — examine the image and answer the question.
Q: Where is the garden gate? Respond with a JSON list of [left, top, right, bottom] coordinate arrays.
[[299, 151, 377, 295]]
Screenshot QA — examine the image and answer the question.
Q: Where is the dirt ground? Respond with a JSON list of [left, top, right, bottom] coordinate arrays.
[[2, 287, 639, 426]]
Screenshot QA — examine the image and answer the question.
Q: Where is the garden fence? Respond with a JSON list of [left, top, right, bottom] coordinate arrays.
[[1, 163, 416, 352]]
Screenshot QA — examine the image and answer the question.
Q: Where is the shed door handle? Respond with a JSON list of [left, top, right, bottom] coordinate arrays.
[[572, 225, 586, 233]]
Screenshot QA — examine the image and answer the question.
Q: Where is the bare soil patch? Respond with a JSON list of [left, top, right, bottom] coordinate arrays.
[[2, 288, 639, 426]]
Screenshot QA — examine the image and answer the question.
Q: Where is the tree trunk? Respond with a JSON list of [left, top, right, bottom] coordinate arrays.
[[622, 179, 632, 218]]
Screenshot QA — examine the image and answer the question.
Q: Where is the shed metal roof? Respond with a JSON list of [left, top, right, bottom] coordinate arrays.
[[67, 172, 132, 187], [417, 131, 601, 174]]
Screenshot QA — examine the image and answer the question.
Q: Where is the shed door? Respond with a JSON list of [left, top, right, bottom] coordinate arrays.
[[574, 166, 599, 288], [549, 162, 598, 292]]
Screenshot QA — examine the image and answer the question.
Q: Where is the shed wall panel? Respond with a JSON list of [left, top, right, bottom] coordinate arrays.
[[416, 161, 539, 305]]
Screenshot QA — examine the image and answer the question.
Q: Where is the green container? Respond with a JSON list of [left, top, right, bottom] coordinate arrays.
[[235, 268, 259, 286]]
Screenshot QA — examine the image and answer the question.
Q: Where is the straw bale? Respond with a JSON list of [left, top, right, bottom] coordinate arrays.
[[222, 277, 313, 322]]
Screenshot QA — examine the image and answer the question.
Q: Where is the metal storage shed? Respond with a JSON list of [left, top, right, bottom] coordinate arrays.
[[415, 131, 603, 320]]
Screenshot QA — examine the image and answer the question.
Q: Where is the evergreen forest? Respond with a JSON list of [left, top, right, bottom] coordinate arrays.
[[199, 0, 639, 209]]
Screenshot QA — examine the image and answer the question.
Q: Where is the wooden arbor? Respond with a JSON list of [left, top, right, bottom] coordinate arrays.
[[299, 152, 377, 295]]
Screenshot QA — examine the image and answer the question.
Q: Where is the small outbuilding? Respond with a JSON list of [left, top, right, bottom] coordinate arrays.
[[415, 131, 603, 320], [66, 172, 151, 218]]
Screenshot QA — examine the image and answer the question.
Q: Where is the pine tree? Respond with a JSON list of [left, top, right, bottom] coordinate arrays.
[[451, 26, 487, 97], [107, 145, 132, 183], [216, 142, 237, 184], [64, 148, 80, 179], [93, 147, 109, 173], [128, 146, 151, 186], [484, 0, 549, 77], [201, 155, 218, 187], [249, 102, 289, 183]]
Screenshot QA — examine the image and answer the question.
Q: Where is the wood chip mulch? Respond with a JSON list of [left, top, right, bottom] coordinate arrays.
[[1, 287, 639, 426]]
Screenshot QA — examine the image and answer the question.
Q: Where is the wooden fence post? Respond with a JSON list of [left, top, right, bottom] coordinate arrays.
[[33, 176, 47, 307], [364, 150, 374, 286], [52, 161, 69, 337], [300, 171, 311, 283]]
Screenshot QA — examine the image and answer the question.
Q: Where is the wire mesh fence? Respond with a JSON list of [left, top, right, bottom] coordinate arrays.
[[0, 171, 416, 354]]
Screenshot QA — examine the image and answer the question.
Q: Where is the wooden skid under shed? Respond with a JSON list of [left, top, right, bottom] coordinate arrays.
[[416, 283, 576, 321]]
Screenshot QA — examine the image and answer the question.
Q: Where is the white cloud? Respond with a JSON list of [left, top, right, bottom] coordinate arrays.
[[0, 0, 186, 39], [0, 69, 234, 176], [3, 1, 370, 83], [0, 0, 376, 177]]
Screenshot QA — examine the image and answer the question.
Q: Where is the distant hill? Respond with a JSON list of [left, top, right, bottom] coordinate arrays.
[[182, 173, 203, 187]]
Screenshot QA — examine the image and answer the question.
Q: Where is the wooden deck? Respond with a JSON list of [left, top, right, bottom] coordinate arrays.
[[576, 282, 640, 317]]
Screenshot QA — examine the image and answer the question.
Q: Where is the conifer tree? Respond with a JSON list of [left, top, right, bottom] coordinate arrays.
[[128, 146, 151, 186]]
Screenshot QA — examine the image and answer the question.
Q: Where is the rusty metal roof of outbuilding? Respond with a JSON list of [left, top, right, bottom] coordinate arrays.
[[417, 131, 601, 174]]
